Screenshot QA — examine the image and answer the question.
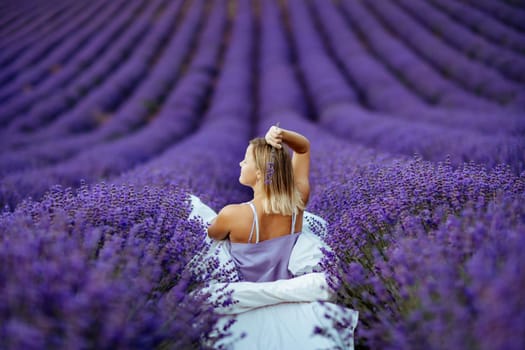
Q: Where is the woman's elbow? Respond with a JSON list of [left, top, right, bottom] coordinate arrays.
[[207, 228, 218, 240], [207, 227, 227, 240]]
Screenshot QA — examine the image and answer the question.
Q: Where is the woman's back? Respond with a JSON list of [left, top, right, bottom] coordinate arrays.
[[229, 201, 302, 282], [228, 201, 303, 243]]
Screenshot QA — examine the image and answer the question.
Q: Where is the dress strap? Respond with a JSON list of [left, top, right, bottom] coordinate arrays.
[[290, 208, 297, 234], [247, 202, 260, 243]]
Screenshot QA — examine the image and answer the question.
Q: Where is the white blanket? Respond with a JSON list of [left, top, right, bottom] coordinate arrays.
[[188, 195, 358, 349]]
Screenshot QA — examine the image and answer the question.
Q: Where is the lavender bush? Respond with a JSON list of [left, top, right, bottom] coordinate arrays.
[[310, 157, 525, 349], [0, 183, 227, 349]]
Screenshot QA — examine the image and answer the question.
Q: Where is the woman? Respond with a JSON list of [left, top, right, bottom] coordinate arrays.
[[207, 124, 310, 282], [197, 125, 357, 348]]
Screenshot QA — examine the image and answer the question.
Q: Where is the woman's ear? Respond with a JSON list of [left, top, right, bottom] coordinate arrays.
[[256, 169, 262, 181]]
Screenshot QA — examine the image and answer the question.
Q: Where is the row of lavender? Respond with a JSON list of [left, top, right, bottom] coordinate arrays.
[[289, 0, 524, 172], [394, 0, 525, 83], [0, 0, 221, 206], [0, 0, 523, 140], [0, 0, 76, 55], [0, 0, 116, 99], [1, 0, 524, 349], [338, 0, 524, 110], [0, 0, 149, 130], [0, 0, 198, 181], [364, 0, 525, 104], [463, 0, 525, 32], [428, 0, 525, 54], [2, 3, 523, 178], [0, 0, 171, 136], [0, 0, 523, 209], [312, 0, 523, 134]]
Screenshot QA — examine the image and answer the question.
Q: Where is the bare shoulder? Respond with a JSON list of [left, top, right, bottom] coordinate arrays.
[[216, 203, 249, 227], [219, 203, 245, 218], [208, 203, 244, 240]]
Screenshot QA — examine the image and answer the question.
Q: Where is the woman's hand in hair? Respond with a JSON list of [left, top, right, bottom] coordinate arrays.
[[265, 125, 283, 149]]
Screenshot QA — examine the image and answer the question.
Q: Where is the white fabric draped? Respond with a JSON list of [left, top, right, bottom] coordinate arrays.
[[188, 195, 358, 349]]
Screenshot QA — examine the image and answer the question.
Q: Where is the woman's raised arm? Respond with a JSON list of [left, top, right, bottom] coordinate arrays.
[[265, 126, 310, 203]]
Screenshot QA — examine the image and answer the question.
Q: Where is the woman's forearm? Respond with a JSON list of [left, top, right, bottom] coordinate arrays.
[[280, 128, 310, 154]]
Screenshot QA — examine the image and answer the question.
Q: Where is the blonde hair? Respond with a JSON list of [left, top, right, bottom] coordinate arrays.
[[249, 138, 305, 215]]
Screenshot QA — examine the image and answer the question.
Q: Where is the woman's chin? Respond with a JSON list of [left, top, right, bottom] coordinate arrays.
[[239, 178, 251, 187]]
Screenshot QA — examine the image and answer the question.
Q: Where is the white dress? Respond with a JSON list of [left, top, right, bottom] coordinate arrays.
[[188, 195, 358, 349]]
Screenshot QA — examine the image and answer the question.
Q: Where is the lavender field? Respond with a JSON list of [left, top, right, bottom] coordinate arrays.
[[1, 0, 524, 348]]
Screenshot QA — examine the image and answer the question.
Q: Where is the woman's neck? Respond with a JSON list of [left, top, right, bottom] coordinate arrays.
[[252, 182, 265, 202]]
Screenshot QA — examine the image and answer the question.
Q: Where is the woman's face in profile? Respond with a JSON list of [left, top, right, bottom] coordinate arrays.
[[239, 145, 258, 186]]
